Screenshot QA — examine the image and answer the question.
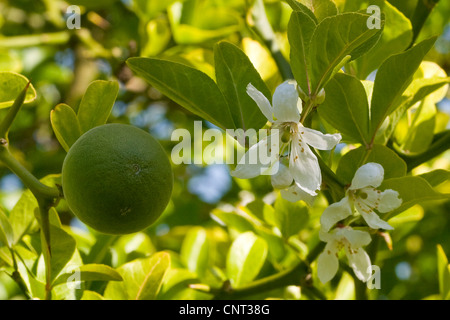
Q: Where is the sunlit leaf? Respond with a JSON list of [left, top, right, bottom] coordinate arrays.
[[180, 227, 210, 278], [0, 72, 36, 108], [50, 103, 82, 152], [226, 232, 268, 287], [103, 252, 170, 300]]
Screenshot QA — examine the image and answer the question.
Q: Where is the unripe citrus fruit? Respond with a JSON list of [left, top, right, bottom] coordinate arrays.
[[62, 123, 173, 234]]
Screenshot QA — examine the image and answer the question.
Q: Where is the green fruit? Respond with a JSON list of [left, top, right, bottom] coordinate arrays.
[[62, 123, 173, 234]]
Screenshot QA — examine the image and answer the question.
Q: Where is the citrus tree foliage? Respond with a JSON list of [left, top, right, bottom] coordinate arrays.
[[0, 0, 449, 300]]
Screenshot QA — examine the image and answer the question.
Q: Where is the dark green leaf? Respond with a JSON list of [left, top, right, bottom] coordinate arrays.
[[419, 170, 450, 187], [127, 57, 235, 130], [77, 80, 119, 133], [319, 73, 370, 144], [214, 41, 270, 130], [273, 195, 309, 239], [369, 37, 436, 137], [337, 144, 407, 184], [288, 11, 317, 94], [308, 12, 384, 93]]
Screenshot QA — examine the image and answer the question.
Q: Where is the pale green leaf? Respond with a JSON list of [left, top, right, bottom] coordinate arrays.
[[226, 232, 268, 287], [50, 103, 82, 152], [0, 72, 36, 108], [104, 252, 171, 300], [52, 264, 123, 287], [180, 227, 209, 278], [437, 245, 450, 300]]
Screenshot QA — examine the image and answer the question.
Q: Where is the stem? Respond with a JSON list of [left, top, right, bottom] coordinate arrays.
[[203, 242, 326, 299], [0, 148, 60, 201]]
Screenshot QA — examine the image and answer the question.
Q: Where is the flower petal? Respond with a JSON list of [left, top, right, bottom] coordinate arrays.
[[280, 183, 315, 206], [356, 201, 394, 230], [317, 243, 340, 284], [349, 162, 384, 190], [231, 130, 280, 179], [289, 134, 321, 196], [247, 83, 274, 122], [272, 80, 301, 122], [378, 189, 402, 213], [301, 127, 342, 150], [338, 227, 372, 247], [320, 196, 353, 232], [271, 160, 293, 189], [345, 247, 372, 283]]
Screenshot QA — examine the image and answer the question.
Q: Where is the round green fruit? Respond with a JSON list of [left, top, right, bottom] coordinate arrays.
[[62, 123, 173, 234]]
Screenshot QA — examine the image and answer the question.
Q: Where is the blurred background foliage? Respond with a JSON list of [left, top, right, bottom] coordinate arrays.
[[0, 0, 449, 300]]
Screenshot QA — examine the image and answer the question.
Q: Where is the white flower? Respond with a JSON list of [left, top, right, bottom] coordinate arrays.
[[231, 80, 342, 196], [320, 163, 402, 232], [317, 227, 372, 283]]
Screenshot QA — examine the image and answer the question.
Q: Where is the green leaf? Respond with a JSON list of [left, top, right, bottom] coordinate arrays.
[[9, 191, 38, 245], [226, 231, 268, 287], [273, 195, 309, 239], [211, 209, 255, 234], [127, 57, 235, 130], [77, 80, 119, 133], [0, 209, 14, 248], [319, 73, 370, 144], [336, 144, 407, 184], [369, 37, 436, 137], [437, 245, 450, 300], [50, 104, 83, 152], [380, 176, 450, 220], [306, 0, 338, 22], [288, 10, 317, 94], [419, 170, 450, 187], [308, 12, 384, 93], [52, 264, 123, 287], [214, 41, 270, 131], [0, 72, 36, 108], [285, 0, 318, 23], [180, 227, 209, 278], [103, 252, 171, 300], [81, 290, 105, 300], [349, 1, 413, 79], [47, 225, 77, 282]]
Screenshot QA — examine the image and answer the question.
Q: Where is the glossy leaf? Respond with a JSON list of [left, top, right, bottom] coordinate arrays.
[[53, 264, 123, 287], [50, 103, 82, 152], [226, 231, 268, 287], [369, 37, 436, 137], [308, 12, 384, 93], [419, 170, 450, 187], [180, 227, 209, 278], [273, 195, 309, 239], [288, 10, 317, 94], [0, 209, 14, 248], [103, 252, 170, 300], [127, 57, 235, 130], [214, 41, 270, 130], [47, 225, 77, 282], [77, 80, 119, 133], [347, 0, 413, 79], [437, 245, 450, 300], [0, 72, 36, 108], [319, 73, 370, 144], [380, 176, 450, 220], [336, 144, 407, 184]]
